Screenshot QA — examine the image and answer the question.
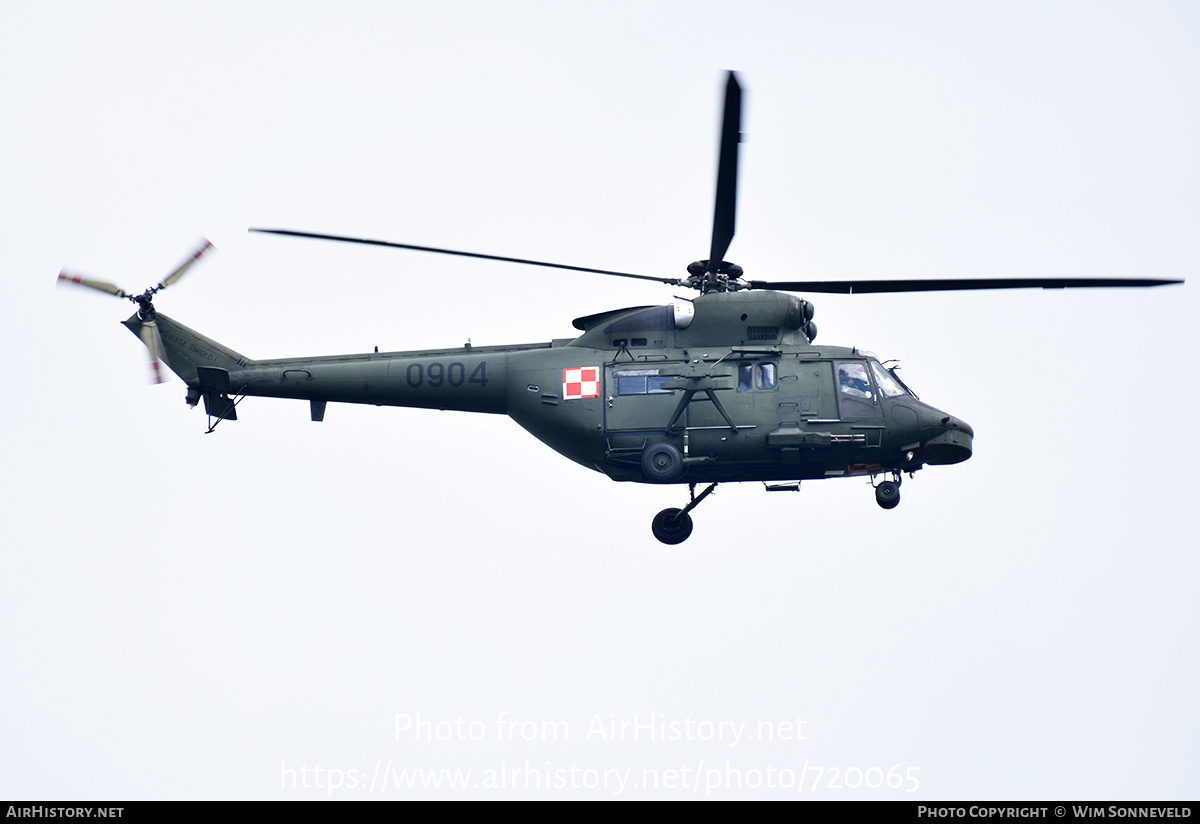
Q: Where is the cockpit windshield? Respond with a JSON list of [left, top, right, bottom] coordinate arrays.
[[870, 360, 912, 399]]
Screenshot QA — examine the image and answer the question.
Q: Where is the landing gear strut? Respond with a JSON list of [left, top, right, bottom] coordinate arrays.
[[651, 482, 718, 545], [874, 472, 901, 510]]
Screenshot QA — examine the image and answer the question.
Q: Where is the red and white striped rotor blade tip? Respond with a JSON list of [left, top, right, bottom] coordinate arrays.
[[158, 238, 215, 289], [57, 271, 127, 298]]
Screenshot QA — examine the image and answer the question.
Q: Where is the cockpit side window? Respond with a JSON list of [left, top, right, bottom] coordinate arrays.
[[870, 360, 909, 398], [838, 362, 873, 399], [836, 361, 880, 418]]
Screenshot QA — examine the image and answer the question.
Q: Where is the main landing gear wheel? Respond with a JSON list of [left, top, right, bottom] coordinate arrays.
[[641, 442, 684, 483], [875, 480, 900, 510], [651, 508, 693, 545]]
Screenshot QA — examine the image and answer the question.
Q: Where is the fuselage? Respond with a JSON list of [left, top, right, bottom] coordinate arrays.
[[140, 290, 973, 484]]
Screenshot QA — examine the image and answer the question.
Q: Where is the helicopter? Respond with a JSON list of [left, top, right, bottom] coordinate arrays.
[[58, 72, 1181, 544]]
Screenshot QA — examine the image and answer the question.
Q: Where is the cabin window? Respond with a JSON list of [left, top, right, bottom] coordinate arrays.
[[614, 369, 673, 395], [738, 361, 778, 391], [756, 363, 777, 390], [738, 362, 753, 391]]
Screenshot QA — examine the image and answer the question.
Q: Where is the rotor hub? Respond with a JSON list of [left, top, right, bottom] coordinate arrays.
[[685, 260, 747, 293], [133, 291, 157, 320], [687, 259, 744, 279]]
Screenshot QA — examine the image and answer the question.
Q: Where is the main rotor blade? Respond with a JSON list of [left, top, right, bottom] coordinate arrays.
[[707, 71, 742, 272], [158, 238, 215, 289], [57, 271, 128, 298], [746, 277, 1184, 294], [249, 228, 683, 286]]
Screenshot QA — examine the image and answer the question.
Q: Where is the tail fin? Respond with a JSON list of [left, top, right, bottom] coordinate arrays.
[[122, 312, 250, 386]]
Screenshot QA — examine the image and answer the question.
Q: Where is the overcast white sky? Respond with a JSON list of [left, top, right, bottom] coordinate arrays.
[[2, 1, 1197, 800]]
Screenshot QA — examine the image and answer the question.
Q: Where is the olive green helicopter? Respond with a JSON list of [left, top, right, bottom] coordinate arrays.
[[58, 72, 1181, 544]]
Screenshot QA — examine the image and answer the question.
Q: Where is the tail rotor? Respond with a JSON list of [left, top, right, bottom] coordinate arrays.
[[57, 238, 215, 383]]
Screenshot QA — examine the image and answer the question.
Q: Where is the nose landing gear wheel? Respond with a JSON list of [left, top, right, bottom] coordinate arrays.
[[649, 483, 716, 545], [651, 508, 693, 545], [875, 480, 900, 509]]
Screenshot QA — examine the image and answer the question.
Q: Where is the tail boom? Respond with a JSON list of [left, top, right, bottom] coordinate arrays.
[[134, 313, 523, 417]]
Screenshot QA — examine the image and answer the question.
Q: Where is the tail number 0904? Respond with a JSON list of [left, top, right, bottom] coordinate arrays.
[[405, 361, 488, 389]]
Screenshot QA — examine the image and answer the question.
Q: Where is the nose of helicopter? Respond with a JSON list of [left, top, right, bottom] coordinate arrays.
[[922, 414, 974, 465]]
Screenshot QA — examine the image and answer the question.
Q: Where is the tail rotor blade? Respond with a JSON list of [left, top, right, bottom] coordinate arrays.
[[137, 320, 168, 384], [56, 271, 127, 298], [157, 238, 215, 290]]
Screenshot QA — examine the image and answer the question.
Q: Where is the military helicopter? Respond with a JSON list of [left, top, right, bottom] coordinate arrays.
[[59, 72, 1181, 544]]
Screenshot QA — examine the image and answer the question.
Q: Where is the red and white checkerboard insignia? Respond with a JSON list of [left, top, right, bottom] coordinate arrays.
[[562, 366, 600, 400]]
